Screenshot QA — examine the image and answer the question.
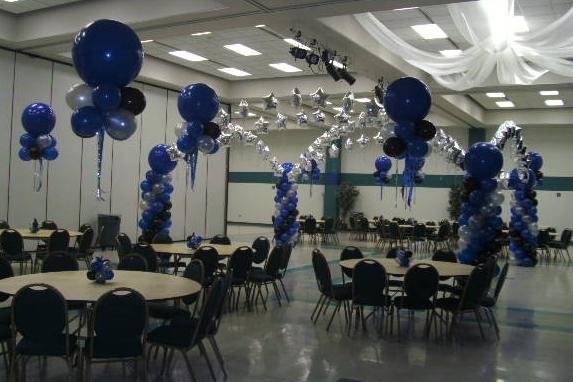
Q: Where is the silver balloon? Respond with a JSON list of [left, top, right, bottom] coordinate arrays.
[[254, 116, 270, 134], [341, 122, 355, 134], [161, 174, 172, 184], [198, 135, 216, 153], [296, 112, 308, 125], [341, 91, 354, 113], [345, 137, 354, 151], [216, 108, 230, 127], [239, 99, 249, 117], [36, 135, 53, 149], [139, 200, 149, 210], [104, 109, 137, 141], [262, 92, 278, 110], [152, 183, 165, 195], [142, 192, 153, 201], [175, 122, 187, 138], [357, 112, 368, 129], [291, 88, 303, 109], [244, 132, 258, 146], [356, 134, 370, 149], [312, 109, 325, 123], [334, 110, 349, 124], [366, 99, 380, 118], [328, 144, 340, 158], [310, 88, 328, 108], [217, 132, 232, 147], [275, 113, 288, 129], [65, 83, 94, 110], [373, 131, 385, 145]]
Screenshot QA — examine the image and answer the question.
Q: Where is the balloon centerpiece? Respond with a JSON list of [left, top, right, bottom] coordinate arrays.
[[87, 256, 114, 284], [382, 77, 436, 207], [68, 19, 145, 200], [273, 162, 300, 247], [19, 103, 59, 191], [373, 155, 392, 199]]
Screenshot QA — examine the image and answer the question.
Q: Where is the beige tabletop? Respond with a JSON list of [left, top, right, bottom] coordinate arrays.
[[339, 257, 474, 277], [152, 242, 254, 258], [0, 229, 83, 239], [0, 270, 200, 302]]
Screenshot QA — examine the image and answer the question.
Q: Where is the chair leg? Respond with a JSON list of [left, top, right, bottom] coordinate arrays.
[[474, 309, 486, 340], [311, 295, 325, 322], [278, 279, 290, 303], [198, 341, 216, 382], [326, 301, 341, 331], [271, 282, 282, 307], [208, 336, 228, 378], [488, 308, 501, 340], [180, 350, 198, 382]]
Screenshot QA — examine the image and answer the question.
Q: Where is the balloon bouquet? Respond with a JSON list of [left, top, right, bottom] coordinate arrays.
[[67, 19, 145, 200], [273, 162, 300, 247], [373, 155, 392, 199], [18, 103, 59, 190], [299, 158, 320, 197], [457, 143, 505, 265], [382, 77, 436, 206]]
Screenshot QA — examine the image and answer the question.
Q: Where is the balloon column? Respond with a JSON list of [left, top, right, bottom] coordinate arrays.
[[175, 83, 221, 187], [373, 155, 392, 199], [382, 77, 436, 206], [457, 143, 505, 264], [273, 162, 300, 247], [508, 152, 543, 267], [138, 144, 177, 243], [19, 103, 59, 191], [68, 19, 145, 200]]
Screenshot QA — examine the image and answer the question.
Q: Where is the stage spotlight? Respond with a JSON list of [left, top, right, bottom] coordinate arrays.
[[305, 52, 320, 66], [289, 47, 307, 60], [325, 62, 341, 81], [374, 80, 384, 104], [338, 67, 356, 85]]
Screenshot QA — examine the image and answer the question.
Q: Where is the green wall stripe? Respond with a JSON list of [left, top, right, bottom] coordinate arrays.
[[323, 140, 341, 218]]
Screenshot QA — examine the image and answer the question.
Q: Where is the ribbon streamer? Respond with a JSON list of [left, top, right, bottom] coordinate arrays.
[[96, 130, 106, 201], [186, 151, 198, 190], [33, 159, 43, 192]]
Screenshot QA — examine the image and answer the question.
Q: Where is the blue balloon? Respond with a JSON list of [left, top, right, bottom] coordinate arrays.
[[142, 210, 154, 222], [72, 19, 143, 87], [383, 77, 431, 123], [21, 103, 56, 136], [20, 133, 36, 149], [148, 144, 177, 175], [140, 180, 152, 192], [104, 109, 136, 141], [150, 202, 163, 213], [185, 120, 204, 138], [92, 85, 121, 111], [407, 140, 429, 157], [480, 179, 497, 192], [282, 162, 294, 173], [375, 155, 392, 172], [42, 147, 59, 161], [394, 122, 416, 140], [176, 135, 197, 154], [158, 193, 171, 203], [178, 83, 220, 123], [71, 106, 104, 138], [146, 170, 162, 183], [405, 156, 425, 171], [464, 142, 503, 180], [527, 151, 543, 172], [208, 141, 220, 155], [138, 219, 149, 230], [18, 147, 31, 161]]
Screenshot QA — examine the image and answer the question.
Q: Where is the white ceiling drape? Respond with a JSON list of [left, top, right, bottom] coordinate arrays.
[[354, 0, 573, 90]]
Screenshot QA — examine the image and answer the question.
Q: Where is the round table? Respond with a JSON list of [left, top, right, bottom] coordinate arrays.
[[0, 270, 201, 302], [151, 242, 254, 258], [339, 258, 474, 277], [0, 229, 83, 239]]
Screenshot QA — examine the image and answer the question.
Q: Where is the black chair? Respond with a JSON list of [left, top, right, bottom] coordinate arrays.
[[429, 223, 451, 251], [83, 288, 148, 380], [194, 246, 220, 286], [480, 261, 509, 340], [303, 217, 319, 244], [153, 234, 186, 274], [277, 244, 293, 302], [78, 223, 92, 233], [35, 229, 71, 272], [0, 258, 13, 371], [118, 254, 148, 271], [210, 235, 231, 245], [116, 233, 133, 260], [41, 251, 79, 273], [548, 229, 571, 262], [0, 229, 33, 274], [537, 230, 553, 262], [69, 227, 95, 267], [409, 223, 427, 253], [248, 247, 283, 311], [310, 249, 351, 331], [320, 218, 339, 244], [251, 236, 270, 266], [227, 246, 254, 311], [41, 220, 58, 230], [0, 221, 9, 229], [339, 246, 363, 284], [147, 275, 231, 380], [349, 259, 390, 335], [392, 264, 439, 338], [134, 242, 158, 272], [10, 284, 77, 379], [432, 250, 461, 295]]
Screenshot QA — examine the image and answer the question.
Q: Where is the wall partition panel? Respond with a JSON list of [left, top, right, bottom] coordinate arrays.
[[185, 153, 208, 237], [0, 50, 15, 221], [205, 147, 228, 236]]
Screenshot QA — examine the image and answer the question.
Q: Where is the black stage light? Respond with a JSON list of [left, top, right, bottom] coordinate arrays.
[[289, 47, 307, 60], [374, 81, 384, 104], [338, 67, 356, 85], [305, 52, 320, 66], [325, 62, 341, 81]]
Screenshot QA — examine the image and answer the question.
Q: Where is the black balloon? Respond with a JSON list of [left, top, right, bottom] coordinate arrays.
[[29, 146, 42, 160], [86, 270, 96, 280], [164, 201, 172, 210], [203, 122, 221, 140], [120, 87, 146, 115], [382, 136, 407, 158], [414, 120, 436, 141]]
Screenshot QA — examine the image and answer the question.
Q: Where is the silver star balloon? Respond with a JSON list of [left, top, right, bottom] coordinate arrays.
[[238, 99, 249, 117], [296, 112, 308, 125], [312, 109, 325, 123], [216, 108, 230, 127], [275, 113, 288, 129], [357, 134, 370, 149], [373, 131, 385, 145], [341, 121, 355, 134], [174, 122, 186, 137], [344, 137, 354, 151], [357, 112, 368, 129], [262, 92, 278, 110], [310, 88, 328, 108], [243, 132, 258, 146], [365, 99, 380, 118], [254, 116, 269, 135], [334, 110, 349, 124], [291, 88, 303, 109], [256, 139, 266, 153], [341, 91, 354, 113], [328, 144, 340, 158], [217, 132, 232, 147]]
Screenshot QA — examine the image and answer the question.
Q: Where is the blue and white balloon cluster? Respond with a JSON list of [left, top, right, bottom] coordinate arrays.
[[138, 144, 177, 243], [382, 77, 436, 206], [87, 256, 114, 284], [458, 143, 505, 265], [186, 232, 203, 249], [68, 19, 145, 199], [508, 152, 543, 267], [273, 162, 300, 247], [19, 103, 59, 163]]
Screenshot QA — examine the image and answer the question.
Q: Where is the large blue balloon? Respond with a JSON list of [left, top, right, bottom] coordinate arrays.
[[464, 142, 503, 180], [21, 103, 56, 136], [72, 19, 143, 87], [375, 155, 392, 172], [383, 77, 431, 123], [148, 144, 177, 175], [178, 83, 220, 123], [527, 151, 543, 172], [71, 106, 104, 138]]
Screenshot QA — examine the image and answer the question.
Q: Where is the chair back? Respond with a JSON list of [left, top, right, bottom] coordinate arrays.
[[403, 263, 439, 304], [228, 246, 253, 282], [413, 223, 426, 239], [279, 244, 292, 274], [432, 250, 458, 263], [116, 233, 133, 257], [118, 254, 148, 271], [210, 234, 231, 245], [0, 257, 13, 302], [387, 222, 399, 239], [311, 249, 332, 296], [459, 264, 492, 309], [340, 246, 363, 278], [194, 246, 220, 282], [0, 220, 9, 229], [561, 229, 572, 245], [252, 236, 270, 264], [352, 260, 387, 305], [264, 247, 283, 278], [41, 251, 79, 272], [47, 230, 70, 253], [437, 223, 450, 239], [91, 288, 147, 355], [79, 223, 91, 233], [493, 262, 509, 302], [194, 276, 230, 341], [41, 220, 58, 230], [134, 243, 158, 272], [152, 232, 172, 244], [304, 217, 318, 234], [0, 229, 23, 256], [537, 230, 551, 245], [12, 284, 67, 342], [324, 218, 335, 232], [182, 260, 204, 305], [78, 227, 94, 252]]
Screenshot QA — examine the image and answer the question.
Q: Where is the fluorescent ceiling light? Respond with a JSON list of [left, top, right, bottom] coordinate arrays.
[[355, 98, 371, 103], [191, 31, 211, 36], [255, 24, 266, 28], [284, 38, 312, 51], [218, 67, 251, 77], [512, 16, 529, 33], [545, 99, 564, 106], [3, 0, 19, 2], [169, 50, 208, 62], [269, 63, 302, 73], [141, 39, 154, 43], [440, 49, 462, 57], [224, 43, 261, 56], [411, 24, 447, 39], [486, 92, 506, 98], [325, 101, 333, 105], [496, 101, 515, 108], [540, 90, 559, 96], [333, 107, 343, 112], [234, 111, 257, 117], [394, 7, 418, 11]]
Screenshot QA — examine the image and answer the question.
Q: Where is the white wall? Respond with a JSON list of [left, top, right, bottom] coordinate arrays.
[[0, 50, 228, 241]]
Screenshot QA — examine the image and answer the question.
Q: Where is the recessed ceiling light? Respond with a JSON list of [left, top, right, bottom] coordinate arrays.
[[394, 7, 418, 11], [255, 24, 266, 28], [486, 92, 506, 98], [141, 39, 154, 43], [284, 38, 312, 51], [224, 43, 261, 56], [545, 99, 564, 106], [169, 50, 208, 62], [411, 24, 447, 39], [218, 67, 251, 77], [355, 98, 371, 103], [540, 90, 559, 96], [496, 101, 515, 108], [440, 49, 462, 57], [191, 31, 211, 36], [512, 16, 529, 33], [269, 63, 302, 73]]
